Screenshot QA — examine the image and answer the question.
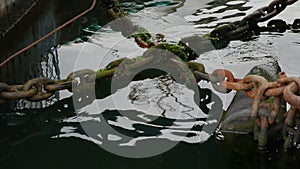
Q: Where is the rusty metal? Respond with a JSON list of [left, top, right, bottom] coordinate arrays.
[[284, 80, 300, 109], [258, 115, 269, 148], [243, 75, 275, 118], [210, 71, 300, 117], [0, 85, 36, 100], [258, 96, 281, 125], [22, 78, 55, 101], [194, 68, 300, 133], [67, 69, 96, 92], [282, 107, 300, 149], [0, 83, 8, 103], [210, 69, 235, 93], [135, 36, 151, 48], [2, 54, 300, 150], [45, 80, 74, 92], [205, 69, 300, 149], [134, 33, 165, 48], [283, 107, 297, 138], [0, 0, 299, 152]]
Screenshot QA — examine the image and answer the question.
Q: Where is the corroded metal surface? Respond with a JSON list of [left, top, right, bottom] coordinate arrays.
[[219, 61, 283, 134]]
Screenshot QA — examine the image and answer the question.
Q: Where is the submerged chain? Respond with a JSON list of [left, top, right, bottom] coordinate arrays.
[[210, 0, 299, 40], [204, 69, 300, 149], [0, 0, 299, 150]]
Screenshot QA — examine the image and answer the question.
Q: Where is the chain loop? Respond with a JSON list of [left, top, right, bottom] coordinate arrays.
[[0, 83, 9, 104], [267, 19, 288, 32], [210, 69, 235, 93], [210, 0, 299, 40], [22, 78, 55, 101], [0, 85, 36, 100], [67, 69, 96, 92], [283, 78, 300, 109], [292, 19, 300, 32], [45, 80, 75, 92]]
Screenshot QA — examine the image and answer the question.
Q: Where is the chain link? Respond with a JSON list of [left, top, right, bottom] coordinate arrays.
[[22, 78, 55, 101], [209, 69, 300, 149], [0, 56, 206, 103], [210, 0, 299, 40], [0, 0, 299, 150], [0, 83, 8, 104], [292, 18, 300, 32], [0, 85, 36, 100]]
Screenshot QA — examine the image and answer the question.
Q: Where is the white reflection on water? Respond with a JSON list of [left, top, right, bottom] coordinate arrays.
[[57, 74, 216, 146], [55, 0, 300, 149]]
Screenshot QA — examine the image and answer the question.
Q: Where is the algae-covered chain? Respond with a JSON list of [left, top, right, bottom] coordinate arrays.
[[0, 55, 206, 103], [1, 0, 300, 150], [0, 0, 208, 104], [210, 0, 299, 41], [2, 59, 300, 149]]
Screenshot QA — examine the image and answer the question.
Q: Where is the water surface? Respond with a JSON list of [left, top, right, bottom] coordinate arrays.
[[1, 0, 300, 168]]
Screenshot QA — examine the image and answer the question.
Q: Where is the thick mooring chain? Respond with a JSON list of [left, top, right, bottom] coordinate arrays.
[[210, 0, 299, 40], [0, 65, 115, 103], [208, 70, 300, 113], [207, 69, 300, 149], [242, 0, 298, 23], [0, 56, 206, 103], [177, 69, 300, 126]]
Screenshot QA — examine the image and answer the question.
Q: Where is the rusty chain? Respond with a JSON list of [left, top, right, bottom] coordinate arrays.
[[2, 59, 300, 150], [200, 69, 300, 149], [3, 59, 300, 149], [0, 56, 205, 103], [0, 67, 112, 103], [0, 0, 299, 150]]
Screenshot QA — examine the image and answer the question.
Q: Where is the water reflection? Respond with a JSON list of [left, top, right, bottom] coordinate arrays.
[[15, 46, 61, 110], [0, 74, 223, 158], [184, 0, 251, 29], [128, 75, 195, 117], [1, 0, 300, 168]]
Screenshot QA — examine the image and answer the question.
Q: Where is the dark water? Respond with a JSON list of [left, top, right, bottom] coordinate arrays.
[[1, 0, 300, 168]]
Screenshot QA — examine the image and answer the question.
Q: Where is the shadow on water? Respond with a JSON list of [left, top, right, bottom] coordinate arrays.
[[0, 73, 225, 168], [1, 0, 300, 168]]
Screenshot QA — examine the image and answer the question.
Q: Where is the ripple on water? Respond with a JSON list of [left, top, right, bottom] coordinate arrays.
[[226, 0, 247, 6], [54, 74, 221, 148]]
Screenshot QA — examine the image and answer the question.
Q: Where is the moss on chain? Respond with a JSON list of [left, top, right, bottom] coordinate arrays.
[[186, 62, 206, 73], [204, 34, 229, 49], [105, 58, 126, 69], [153, 43, 188, 61], [132, 31, 152, 44]]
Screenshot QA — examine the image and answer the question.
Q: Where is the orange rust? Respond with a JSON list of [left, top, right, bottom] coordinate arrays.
[[134, 37, 149, 48]]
